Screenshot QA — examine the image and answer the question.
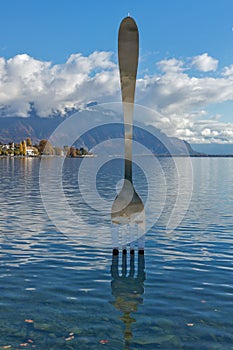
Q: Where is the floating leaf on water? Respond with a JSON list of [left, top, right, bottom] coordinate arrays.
[[65, 336, 74, 341], [24, 319, 34, 323]]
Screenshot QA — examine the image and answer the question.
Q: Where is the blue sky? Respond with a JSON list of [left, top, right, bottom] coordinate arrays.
[[1, 0, 233, 143], [1, 0, 233, 66]]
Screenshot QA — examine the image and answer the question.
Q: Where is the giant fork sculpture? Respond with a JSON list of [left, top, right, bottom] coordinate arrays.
[[111, 16, 145, 255]]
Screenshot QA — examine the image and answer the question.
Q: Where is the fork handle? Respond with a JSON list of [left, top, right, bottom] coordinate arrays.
[[118, 16, 139, 182]]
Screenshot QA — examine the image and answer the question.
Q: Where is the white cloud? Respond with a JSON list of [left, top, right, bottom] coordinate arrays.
[[222, 64, 233, 77], [136, 57, 233, 143], [191, 53, 218, 72], [0, 52, 118, 117], [157, 58, 184, 73], [1, 51, 233, 143]]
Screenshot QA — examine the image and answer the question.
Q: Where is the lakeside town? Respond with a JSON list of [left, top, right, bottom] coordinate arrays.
[[0, 138, 92, 158]]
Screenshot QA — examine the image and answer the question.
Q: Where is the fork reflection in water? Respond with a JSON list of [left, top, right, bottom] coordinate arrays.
[[110, 251, 146, 350]]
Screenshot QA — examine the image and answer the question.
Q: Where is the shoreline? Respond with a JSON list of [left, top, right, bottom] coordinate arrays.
[[1, 154, 233, 159]]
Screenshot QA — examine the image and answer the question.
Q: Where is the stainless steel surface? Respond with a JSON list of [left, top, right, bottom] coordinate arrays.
[[111, 17, 145, 232]]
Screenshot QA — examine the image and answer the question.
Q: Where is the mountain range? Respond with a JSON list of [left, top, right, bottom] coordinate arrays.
[[191, 143, 233, 155], [0, 114, 199, 156]]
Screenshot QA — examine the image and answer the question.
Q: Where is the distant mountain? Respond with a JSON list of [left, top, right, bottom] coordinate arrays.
[[191, 143, 233, 155], [0, 115, 63, 144], [0, 114, 199, 155], [77, 123, 199, 155]]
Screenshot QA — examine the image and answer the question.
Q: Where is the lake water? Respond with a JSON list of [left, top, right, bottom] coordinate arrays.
[[0, 157, 232, 349]]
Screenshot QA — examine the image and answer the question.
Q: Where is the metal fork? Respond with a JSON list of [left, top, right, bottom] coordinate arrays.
[[111, 16, 145, 255]]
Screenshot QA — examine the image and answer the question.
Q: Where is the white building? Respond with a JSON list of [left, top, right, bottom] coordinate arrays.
[[26, 147, 38, 156]]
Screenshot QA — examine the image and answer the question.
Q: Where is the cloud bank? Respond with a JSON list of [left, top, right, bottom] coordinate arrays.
[[191, 53, 218, 72], [1, 51, 233, 143], [0, 52, 118, 117]]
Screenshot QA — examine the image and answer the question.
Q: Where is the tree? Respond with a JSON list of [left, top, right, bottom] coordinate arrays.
[[19, 142, 23, 155], [69, 146, 77, 157], [38, 139, 54, 155], [26, 137, 32, 147], [76, 148, 81, 156], [80, 147, 88, 155], [14, 148, 20, 156], [22, 140, 27, 156]]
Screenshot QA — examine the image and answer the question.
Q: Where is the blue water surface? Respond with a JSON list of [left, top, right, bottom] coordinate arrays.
[[0, 157, 232, 350]]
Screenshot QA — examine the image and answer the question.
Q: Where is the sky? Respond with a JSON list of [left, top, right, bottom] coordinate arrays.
[[1, 0, 233, 144]]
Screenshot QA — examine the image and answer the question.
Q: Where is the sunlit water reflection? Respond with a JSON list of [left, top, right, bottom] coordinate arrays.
[[0, 157, 232, 349]]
